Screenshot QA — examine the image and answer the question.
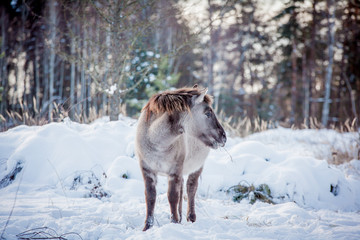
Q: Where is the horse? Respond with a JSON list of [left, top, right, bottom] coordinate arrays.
[[135, 85, 227, 231]]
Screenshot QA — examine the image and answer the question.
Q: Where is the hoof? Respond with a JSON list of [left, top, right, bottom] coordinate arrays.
[[187, 213, 196, 223], [170, 214, 180, 224], [143, 223, 152, 231], [143, 216, 154, 231]]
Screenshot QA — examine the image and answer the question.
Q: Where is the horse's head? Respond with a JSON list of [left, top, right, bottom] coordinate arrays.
[[187, 87, 227, 149], [142, 85, 227, 149]]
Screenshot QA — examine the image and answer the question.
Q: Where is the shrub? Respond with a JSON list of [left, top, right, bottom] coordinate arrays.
[[227, 182, 274, 204]]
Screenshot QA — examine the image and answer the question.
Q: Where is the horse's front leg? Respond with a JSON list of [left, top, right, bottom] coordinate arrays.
[[141, 166, 157, 231], [167, 174, 183, 223], [178, 178, 184, 223], [186, 167, 203, 222]]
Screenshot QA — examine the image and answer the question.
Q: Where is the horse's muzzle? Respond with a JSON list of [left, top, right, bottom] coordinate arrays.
[[219, 131, 227, 147], [212, 131, 226, 149]]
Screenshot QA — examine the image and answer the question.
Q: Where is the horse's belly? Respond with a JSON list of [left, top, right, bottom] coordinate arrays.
[[182, 158, 204, 175], [141, 149, 180, 175], [141, 149, 208, 176], [138, 136, 210, 176]]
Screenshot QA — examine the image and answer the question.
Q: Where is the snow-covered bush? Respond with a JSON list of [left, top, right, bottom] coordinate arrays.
[[0, 161, 23, 189], [227, 182, 274, 204], [66, 171, 110, 199]]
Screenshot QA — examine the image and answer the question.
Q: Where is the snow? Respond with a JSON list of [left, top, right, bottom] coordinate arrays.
[[146, 51, 154, 57], [1, 116, 360, 239], [149, 73, 156, 82], [105, 84, 117, 95]]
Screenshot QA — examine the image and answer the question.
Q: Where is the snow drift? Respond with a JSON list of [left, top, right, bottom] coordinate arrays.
[[1, 116, 359, 210], [0, 116, 360, 239]]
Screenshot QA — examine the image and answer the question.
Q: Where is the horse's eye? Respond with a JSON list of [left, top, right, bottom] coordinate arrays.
[[205, 111, 211, 118]]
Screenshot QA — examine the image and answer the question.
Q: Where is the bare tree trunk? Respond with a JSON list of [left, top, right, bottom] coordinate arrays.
[[109, 1, 122, 122], [247, 60, 256, 119], [344, 75, 357, 119], [322, 0, 335, 127], [69, 31, 76, 119], [87, 28, 92, 119], [342, 2, 357, 120], [93, 18, 100, 115], [302, 48, 310, 127], [59, 60, 64, 101], [34, 39, 40, 113], [81, 27, 87, 120], [76, 65, 81, 117], [20, 0, 26, 114], [154, 1, 162, 51], [48, 0, 57, 121], [207, 0, 215, 96], [308, 0, 317, 120], [167, 26, 174, 75], [0, 7, 8, 115], [109, 91, 120, 121], [291, 39, 298, 125], [103, 22, 111, 117], [42, 48, 49, 112], [215, 33, 226, 111]]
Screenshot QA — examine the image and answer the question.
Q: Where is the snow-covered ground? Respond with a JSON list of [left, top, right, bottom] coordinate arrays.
[[1, 116, 359, 240]]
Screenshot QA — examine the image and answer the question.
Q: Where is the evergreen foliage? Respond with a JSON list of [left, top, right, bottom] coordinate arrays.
[[227, 182, 274, 204]]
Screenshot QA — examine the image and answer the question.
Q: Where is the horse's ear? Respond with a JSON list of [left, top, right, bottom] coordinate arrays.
[[194, 88, 208, 105], [193, 84, 198, 89]]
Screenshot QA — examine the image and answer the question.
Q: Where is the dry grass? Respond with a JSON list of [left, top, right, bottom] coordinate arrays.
[[217, 112, 277, 138], [0, 98, 64, 131], [218, 111, 359, 138], [0, 98, 129, 132], [217, 112, 359, 165]]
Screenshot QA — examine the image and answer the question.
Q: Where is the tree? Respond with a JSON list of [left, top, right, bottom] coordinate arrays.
[[274, 0, 305, 124], [0, 6, 8, 115], [47, 0, 57, 121], [321, 0, 336, 126], [0, 0, 359, 130], [341, 0, 360, 122]]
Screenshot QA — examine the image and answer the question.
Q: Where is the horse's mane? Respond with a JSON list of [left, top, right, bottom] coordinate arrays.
[[142, 87, 213, 121]]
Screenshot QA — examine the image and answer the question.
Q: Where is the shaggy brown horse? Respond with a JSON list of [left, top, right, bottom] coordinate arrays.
[[135, 85, 226, 231]]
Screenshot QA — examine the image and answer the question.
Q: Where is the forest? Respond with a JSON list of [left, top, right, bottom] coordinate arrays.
[[0, 0, 359, 131]]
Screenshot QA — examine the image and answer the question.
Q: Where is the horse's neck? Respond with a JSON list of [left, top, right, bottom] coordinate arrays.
[[147, 113, 184, 149]]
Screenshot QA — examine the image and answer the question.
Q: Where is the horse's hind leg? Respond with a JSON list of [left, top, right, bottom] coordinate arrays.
[[167, 174, 182, 223], [186, 167, 203, 222], [141, 166, 157, 231]]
